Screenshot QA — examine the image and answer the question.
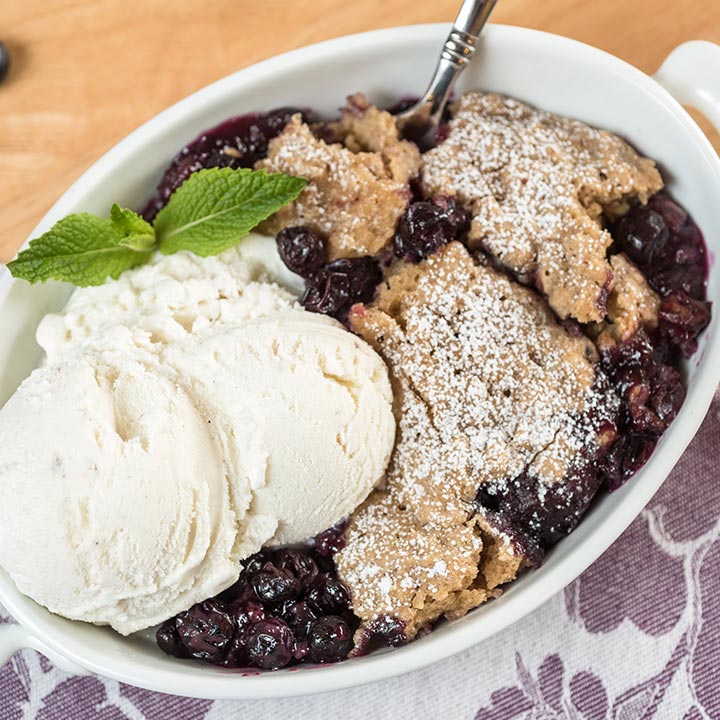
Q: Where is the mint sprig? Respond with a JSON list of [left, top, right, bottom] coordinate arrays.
[[7, 213, 155, 287], [110, 204, 156, 251], [7, 168, 307, 287], [156, 168, 307, 257]]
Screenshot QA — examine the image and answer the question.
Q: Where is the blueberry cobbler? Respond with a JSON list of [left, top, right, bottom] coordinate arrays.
[[136, 91, 711, 669], [1, 90, 710, 672]]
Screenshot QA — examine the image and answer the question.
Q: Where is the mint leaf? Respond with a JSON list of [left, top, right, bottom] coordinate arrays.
[[7, 167, 305, 287], [110, 204, 156, 251], [7, 214, 154, 286], [155, 168, 307, 257]]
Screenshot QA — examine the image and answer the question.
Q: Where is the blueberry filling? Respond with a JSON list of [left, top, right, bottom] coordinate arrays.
[[301, 256, 383, 320], [393, 195, 470, 263], [148, 101, 710, 666], [156, 536, 358, 670], [275, 226, 326, 278], [611, 191, 710, 357], [140, 107, 315, 222]]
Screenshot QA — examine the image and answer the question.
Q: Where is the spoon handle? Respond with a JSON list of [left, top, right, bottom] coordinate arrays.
[[455, 0, 499, 40], [398, 0, 498, 127]]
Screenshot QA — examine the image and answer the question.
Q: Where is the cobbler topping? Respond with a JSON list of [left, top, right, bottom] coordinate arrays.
[[336, 242, 612, 637], [421, 93, 663, 323], [326, 93, 422, 184], [256, 104, 418, 260], [595, 253, 661, 349], [144, 92, 711, 664]]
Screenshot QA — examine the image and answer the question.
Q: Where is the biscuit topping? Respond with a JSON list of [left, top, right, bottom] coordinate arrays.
[[336, 242, 610, 638], [257, 97, 420, 260], [422, 93, 663, 323]]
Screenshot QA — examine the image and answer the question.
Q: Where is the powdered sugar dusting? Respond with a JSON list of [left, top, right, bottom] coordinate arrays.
[[257, 113, 414, 260], [337, 243, 610, 636], [422, 93, 663, 323]]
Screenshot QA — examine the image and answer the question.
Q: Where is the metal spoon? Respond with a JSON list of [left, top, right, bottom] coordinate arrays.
[[396, 0, 498, 132]]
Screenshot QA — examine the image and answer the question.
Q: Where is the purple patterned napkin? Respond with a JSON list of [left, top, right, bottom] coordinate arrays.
[[2, 392, 719, 720]]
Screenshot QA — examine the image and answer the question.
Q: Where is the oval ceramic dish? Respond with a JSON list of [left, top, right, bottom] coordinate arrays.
[[0, 23, 719, 700]]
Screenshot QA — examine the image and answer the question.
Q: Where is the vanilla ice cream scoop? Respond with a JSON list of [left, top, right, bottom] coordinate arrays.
[[0, 334, 244, 635], [167, 315, 395, 546], [0, 242, 395, 634], [36, 236, 304, 364]]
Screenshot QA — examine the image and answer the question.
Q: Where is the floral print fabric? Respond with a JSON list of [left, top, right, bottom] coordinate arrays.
[[2, 395, 719, 720]]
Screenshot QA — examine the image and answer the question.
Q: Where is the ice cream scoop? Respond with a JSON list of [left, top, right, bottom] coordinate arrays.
[[36, 235, 304, 364], [0, 333, 244, 635], [0, 243, 395, 634], [168, 315, 395, 546]]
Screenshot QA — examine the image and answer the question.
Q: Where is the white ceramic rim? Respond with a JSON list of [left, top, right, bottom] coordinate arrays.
[[1, 22, 719, 700]]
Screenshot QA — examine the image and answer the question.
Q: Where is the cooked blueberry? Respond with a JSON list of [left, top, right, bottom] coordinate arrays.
[[218, 552, 272, 604], [353, 615, 408, 656], [368, 615, 407, 646], [302, 267, 350, 316], [174, 599, 235, 661], [279, 600, 318, 639], [245, 618, 295, 670], [276, 227, 326, 277], [598, 436, 626, 492], [649, 192, 688, 233], [659, 291, 711, 357], [328, 257, 382, 305], [156, 619, 188, 659], [623, 359, 683, 434], [393, 196, 470, 263], [612, 207, 669, 267], [306, 573, 351, 615], [217, 573, 256, 604], [308, 616, 353, 663], [232, 600, 266, 635], [621, 436, 658, 478], [293, 638, 310, 661], [314, 521, 347, 557], [610, 191, 708, 303], [213, 634, 249, 668], [250, 563, 301, 605], [242, 551, 270, 578], [274, 548, 319, 589], [302, 257, 381, 319], [211, 600, 267, 668], [141, 107, 311, 220]]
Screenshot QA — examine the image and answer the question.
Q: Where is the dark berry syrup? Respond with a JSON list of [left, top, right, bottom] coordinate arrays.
[[156, 527, 360, 670]]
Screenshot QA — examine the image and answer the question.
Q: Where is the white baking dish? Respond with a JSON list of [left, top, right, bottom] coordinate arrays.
[[0, 23, 719, 700]]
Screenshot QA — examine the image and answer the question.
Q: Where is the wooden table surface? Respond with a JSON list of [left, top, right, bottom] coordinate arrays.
[[2, 0, 719, 263]]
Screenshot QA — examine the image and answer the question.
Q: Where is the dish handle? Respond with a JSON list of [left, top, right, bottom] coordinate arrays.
[[655, 40, 720, 133], [0, 622, 89, 675]]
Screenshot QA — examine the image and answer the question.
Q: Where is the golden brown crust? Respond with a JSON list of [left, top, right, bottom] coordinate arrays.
[[336, 242, 603, 638], [328, 93, 422, 185], [421, 93, 663, 323], [256, 109, 415, 260]]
